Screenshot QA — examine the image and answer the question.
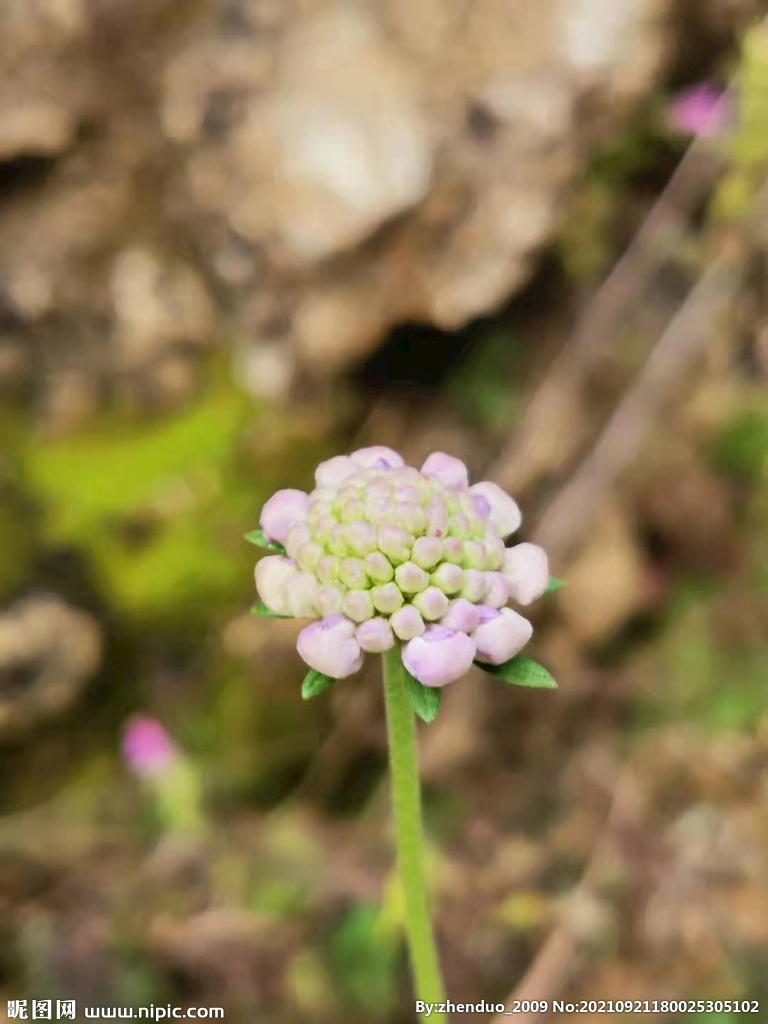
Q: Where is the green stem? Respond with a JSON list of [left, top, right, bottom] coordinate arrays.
[[382, 648, 448, 1024]]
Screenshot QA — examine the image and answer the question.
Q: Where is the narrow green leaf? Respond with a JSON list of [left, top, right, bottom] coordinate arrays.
[[301, 669, 336, 700], [546, 577, 566, 593], [403, 669, 442, 723], [244, 529, 286, 554], [251, 601, 291, 619], [478, 656, 557, 689]]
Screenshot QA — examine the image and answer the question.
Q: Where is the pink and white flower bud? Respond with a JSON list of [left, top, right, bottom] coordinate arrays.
[[356, 617, 396, 653], [396, 503, 428, 535], [297, 542, 323, 573], [468, 482, 522, 538], [315, 456, 357, 488], [297, 615, 363, 678], [503, 543, 550, 605], [342, 589, 375, 623], [378, 526, 414, 565], [395, 561, 430, 595], [412, 587, 449, 621], [122, 716, 179, 778], [255, 555, 297, 615], [412, 536, 443, 570], [442, 536, 464, 563], [426, 503, 449, 538], [316, 583, 345, 616], [390, 605, 426, 641], [472, 606, 533, 665], [285, 571, 319, 618], [421, 452, 470, 491], [365, 551, 395, 583], [260, 489, 309, 545], [402, 625, 477, 687], [285, 524, 312, 561], [372, 582, 404, 615], [350, 446, 405, 471], [483, 572, 509, 609], [316, 555, 340, 585], [346, 522, 378, 557], [339, 558, 369, 590], [460, 568, 486, 603], [484, 534, 506, 571], [328, 524, 349, 557], [441, 598, 480, 634], [431, 562, 463, 594], [462, 540, 486, 570]]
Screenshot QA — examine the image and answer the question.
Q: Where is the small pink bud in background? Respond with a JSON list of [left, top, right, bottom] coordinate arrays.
[[503, 543, 550, 605], [402, 625, 477, 687], [472, 606, 533, 665], [356, 617, 396, 653], [441, 598, 480, 634], [468, 482, 522, 538], [421, 452, 470, 491], [350, 446, 405, 470], [259, 489, 309, 544], [122, 716, 179, 778], [297, 615, 364, 678], [668, 83, 730, 138]]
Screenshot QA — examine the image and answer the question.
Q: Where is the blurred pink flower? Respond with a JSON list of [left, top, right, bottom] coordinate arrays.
[[122, 716, 179, 778], [668, 84, 730, 138]]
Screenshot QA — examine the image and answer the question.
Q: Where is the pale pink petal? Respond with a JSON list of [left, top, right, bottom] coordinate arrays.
[[420, 452, 470, 491], [472, 606, 533, 665], [468, 482, 521, 538], [297, 615, 363, 678], [260, 489, 309, 544], [503, 543, 550, 605], [402, 625, 476, 687]]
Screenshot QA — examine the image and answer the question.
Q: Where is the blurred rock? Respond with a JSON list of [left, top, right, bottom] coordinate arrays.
[[0, 0, 750, 408], [0, 595, 103, 742]]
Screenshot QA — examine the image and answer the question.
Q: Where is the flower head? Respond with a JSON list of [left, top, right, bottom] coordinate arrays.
[[252, 448, 551, 687], [122, 716, 179, 778], [668, 84, 730, 138]]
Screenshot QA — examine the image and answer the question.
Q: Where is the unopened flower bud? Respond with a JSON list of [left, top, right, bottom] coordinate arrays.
[[390, 605, 426, 641], [297, 615, 363, 678], [462, 540, 486, 570], [365, 551, 395, 583], [412, 587, 449, 621], [412, 536, 443, 570], [442, 537, 464, 563], [483, 572, 509, 609], [260, 489, 310, 544], [316, 583, 345, 617], [468, 482, 521, 539], [255, 555, 297, 615], [503, 543, 550, 605], [356, 617, 396, 653], [340, 498, 365, 524], [339, 558, 369, 590], [328, 524, 349, 557], [316, 555, 340, 585], [315, 456, 356, 488], [285, 571, 319, 618], [402, 625, 476, 687], [441, 598, 480, 633], [297, 542, 323, 573], [350, 446, 405, 471], [378, 526, 413, 565], [421, 452, 470, 491], [396, 503, 428, 535], [472, 606, 533, 665], [346, 522, 378, 556], [460, 568, 486, 603], [395, 561, 430, 595], [372, 582, 404, 615], [431, 562, 464, 594], [342, 589, 375, 623]]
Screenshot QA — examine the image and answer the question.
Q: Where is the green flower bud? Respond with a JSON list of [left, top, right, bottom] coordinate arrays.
[[431, 562, 464, 594], [395, 561, 430, 595], [365, 551, 395, 583], [412, 587, 449, 621], [411, 536, 443, 570], [372, 582, 404, 614], [340, 498, 366, 524], [342, 589, 375, 623], [316, 555, 340, 584], [378, 526, 414, 565], [316, 583, 345, 616], [339, 558, 369, 589], [462, 540, 486, 570], [297, 542, 323, 573], [346, 522, 378, 556], [328, 524, 349, 557], [396, 503, 428, 536], [442, 537, 464, 563]]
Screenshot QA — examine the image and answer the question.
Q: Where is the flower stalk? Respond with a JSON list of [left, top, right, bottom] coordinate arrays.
[[382, 647, 447, 1023]]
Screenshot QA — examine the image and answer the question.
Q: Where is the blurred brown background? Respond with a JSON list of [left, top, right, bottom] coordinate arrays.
[[1, 1, 768, 1022]]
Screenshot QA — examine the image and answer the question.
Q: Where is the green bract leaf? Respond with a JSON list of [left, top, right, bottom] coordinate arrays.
[[301, 669, 336, 700], [403, 668, 442, 723], [244, 529, 286, 554], [546, 577, 566, 593], [478, 656, 557, 689], [251, 601, 291, 619]]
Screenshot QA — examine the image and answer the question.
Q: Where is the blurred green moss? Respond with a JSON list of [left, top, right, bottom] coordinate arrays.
[[711, 409, 768, 482]]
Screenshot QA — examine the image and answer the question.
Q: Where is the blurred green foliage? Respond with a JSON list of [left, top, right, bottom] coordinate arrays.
[[711, 409, 768, 481], [326, 904, 399, 1018]]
